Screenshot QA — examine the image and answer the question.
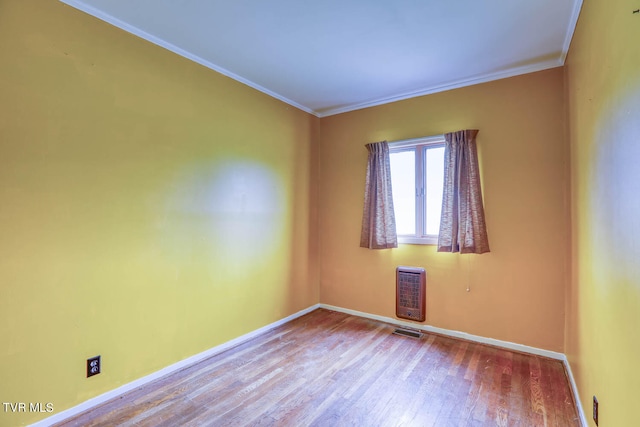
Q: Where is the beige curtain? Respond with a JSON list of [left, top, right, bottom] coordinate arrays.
[[360, 141, 398, 249], [437, 130, 490, 254]]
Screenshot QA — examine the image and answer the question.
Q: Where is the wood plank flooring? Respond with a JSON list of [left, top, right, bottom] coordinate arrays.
[[55, 309, 580, 426]]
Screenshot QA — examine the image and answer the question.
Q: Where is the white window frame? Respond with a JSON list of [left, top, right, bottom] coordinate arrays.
[[389, 135, 445, 245]]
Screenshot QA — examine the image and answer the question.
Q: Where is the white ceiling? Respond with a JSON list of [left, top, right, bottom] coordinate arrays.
[[60, 0, 583, 117]]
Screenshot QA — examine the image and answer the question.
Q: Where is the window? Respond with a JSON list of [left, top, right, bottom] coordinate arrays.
[[389, 136, 445, 244]]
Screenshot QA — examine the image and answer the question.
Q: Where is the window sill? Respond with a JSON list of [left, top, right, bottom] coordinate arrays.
[[398, 236, 438, 245]]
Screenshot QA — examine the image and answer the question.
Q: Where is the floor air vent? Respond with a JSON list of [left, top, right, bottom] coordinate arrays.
[[396, 266, 426, 322], [392, 328, 423, 339]]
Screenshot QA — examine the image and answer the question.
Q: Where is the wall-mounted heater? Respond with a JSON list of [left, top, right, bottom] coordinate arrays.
[[396, 266, 426, 322]]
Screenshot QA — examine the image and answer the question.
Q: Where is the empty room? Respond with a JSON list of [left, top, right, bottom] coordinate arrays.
[[1, 0, 638, 426]]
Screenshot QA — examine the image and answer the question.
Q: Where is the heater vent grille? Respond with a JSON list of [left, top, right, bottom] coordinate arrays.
[[393, 328, 423, 339], [396, 266, 426, 322]]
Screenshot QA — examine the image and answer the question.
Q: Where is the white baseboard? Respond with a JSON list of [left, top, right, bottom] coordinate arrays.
[[29, 304, 320, 427], [31, 302, 587, 427], [561, 355, 589, 427], [320, 304, 565, 359], [320, 304, 588, 426]]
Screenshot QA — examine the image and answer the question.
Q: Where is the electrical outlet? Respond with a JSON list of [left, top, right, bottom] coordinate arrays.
[[593, 395, 598, 426], [87, 355, 101, 378]]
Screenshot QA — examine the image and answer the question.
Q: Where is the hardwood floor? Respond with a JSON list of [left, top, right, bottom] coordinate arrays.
[[55, 309, 580, 426]]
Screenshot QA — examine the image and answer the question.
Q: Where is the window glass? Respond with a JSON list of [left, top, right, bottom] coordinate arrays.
[[389, 150, 416, 235], [388, 136, 445, 244], [425, 146, 445, 235]]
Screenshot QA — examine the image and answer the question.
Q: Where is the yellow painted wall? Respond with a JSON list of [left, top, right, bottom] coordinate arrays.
[[565, 1, 640, 425], [9, 1, 627, 426], [0, 1, 318, 425], [319, 68, 569, 352]]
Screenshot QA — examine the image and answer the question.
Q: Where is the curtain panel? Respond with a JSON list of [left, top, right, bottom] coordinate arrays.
[[360, 141, 398, 249], [437, 130, 490, 254]]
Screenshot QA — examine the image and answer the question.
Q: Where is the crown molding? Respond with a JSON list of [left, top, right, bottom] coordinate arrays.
[[59, 0, 580, 119], [560, 0, 584, 63], [59, 0, 319, 117], [317, 59, 564, 117]]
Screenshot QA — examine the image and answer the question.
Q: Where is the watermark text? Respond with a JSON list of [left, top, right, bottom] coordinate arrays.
[[2, 402, 54, 413]]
